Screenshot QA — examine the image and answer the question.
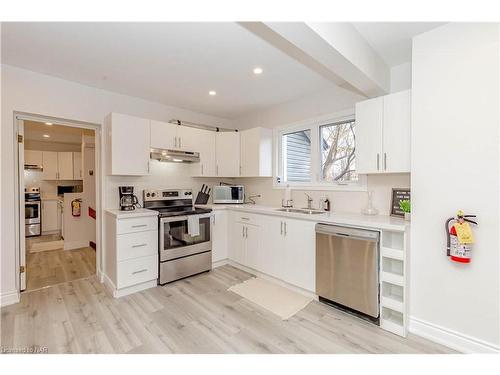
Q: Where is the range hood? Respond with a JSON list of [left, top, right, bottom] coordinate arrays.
[[24, 163, 43, 171], [150, 148, 200, 163]]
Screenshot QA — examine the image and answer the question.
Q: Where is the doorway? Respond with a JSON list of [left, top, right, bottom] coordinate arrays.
[[16, 114, 101, 292]]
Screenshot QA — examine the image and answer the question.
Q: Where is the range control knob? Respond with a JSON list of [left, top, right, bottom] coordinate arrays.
[[185, 191, 191, 195], [146, 193, 151, 197], [151, 192, 156, 197]]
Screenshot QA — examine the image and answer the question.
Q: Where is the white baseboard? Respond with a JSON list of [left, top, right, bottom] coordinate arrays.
[[1, 290, 20, 307], [102, 273, 156, 298], [64, 240, 88, 251], [212, 259, 229, 268], [410, 316, 500, 353]]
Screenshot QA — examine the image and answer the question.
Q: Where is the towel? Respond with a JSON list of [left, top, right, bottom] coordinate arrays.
[[187, 215, 200, 237]]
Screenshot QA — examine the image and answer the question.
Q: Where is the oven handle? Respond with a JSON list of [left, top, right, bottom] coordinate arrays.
[[159, 213, 211, 224]]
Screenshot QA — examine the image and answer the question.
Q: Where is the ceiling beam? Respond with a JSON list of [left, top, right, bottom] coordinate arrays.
[[239, 22, 390, 98]]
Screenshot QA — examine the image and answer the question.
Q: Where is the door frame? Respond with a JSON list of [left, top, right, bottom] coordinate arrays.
[[14, 112, 103, 292]]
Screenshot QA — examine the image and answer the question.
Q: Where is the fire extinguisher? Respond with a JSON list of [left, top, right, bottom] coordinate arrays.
[[445, 210, 477, 263], [71, 199, 82, 217]]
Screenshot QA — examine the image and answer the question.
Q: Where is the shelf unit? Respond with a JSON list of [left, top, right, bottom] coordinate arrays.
[[379, 229, 409, 337]]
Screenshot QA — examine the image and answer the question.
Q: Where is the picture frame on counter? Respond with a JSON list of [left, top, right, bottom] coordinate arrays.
[[390, 188, 411, 217]]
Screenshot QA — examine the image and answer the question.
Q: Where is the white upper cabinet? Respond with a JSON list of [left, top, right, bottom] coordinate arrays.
[[240, 127, 272, 177], [150, 120, 178, 150], [73, 152, 82, 180], [216, 131, 240, 177], [106, 113, 150, 176], [24, 150, 43, 166], [355, 90, 411, 174], [58, 152, 74, 180], [186, 127, 216, 177], [42, 151, 58, 180], [383, 90, 411, 173]]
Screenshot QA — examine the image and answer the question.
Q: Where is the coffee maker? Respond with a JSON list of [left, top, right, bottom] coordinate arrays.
[[119, 186, 139, 211]]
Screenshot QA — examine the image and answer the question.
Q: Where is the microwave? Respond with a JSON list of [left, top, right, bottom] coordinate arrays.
[[213, 185, 245, 204]]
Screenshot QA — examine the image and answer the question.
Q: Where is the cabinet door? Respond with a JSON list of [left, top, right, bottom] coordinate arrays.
[[109, 113, 150, 176], [58, 152, 73, 180], [383, 90, 411, 173], [228, 221, 246, 265], [42, 200, 58, 232], [244, 224, 260, 270], [355, 96, 384, 174], [73, 152, 82, 179], [259, 215, 285, 279], [216, 132, 240, 177], [25, 150, 43, 166], [283, 219, 316, 291], [150, 120, 178, 150], [42, 151, 58, 180], [212, 211, 228, 263], [185, 127, 216, 177]]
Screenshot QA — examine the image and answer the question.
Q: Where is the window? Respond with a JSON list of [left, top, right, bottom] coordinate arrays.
[[276, 113, 365, 191], [282, 129, 311, 182], [320, 120, 357, 183]]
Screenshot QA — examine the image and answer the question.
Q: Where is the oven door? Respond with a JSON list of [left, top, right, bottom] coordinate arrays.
[[25, 201, 41, 224], [159, 214, 211, 261]]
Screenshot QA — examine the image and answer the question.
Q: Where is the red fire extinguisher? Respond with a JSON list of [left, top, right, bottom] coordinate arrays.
[[445, 210, 477, 263], [71, 199, 82, 217]]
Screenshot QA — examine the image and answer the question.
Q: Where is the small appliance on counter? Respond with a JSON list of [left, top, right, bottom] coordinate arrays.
[[119, 186, 139, 211], [213, 184, 244, 204]]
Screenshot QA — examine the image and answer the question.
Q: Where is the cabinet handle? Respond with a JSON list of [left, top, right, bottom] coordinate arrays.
[[376, 154, 380, 171], [132, 243, 148, 248], [179, 137, 182, 148], [384, 153, 387, 170], [242, 226, 245, 238], [284, 222, 287, 236], [280, 221, 283, 235], [241, 217, 250, 221], [201, 164, 204, 175], [132, 269, 148, 275], [174, 136, 177, 148], [132, 224, 147, 228], [216, 165, 219, 176]]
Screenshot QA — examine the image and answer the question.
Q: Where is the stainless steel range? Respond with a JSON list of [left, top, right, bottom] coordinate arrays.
[[25, 187, 41, 237], [143, 189, 212, 285]]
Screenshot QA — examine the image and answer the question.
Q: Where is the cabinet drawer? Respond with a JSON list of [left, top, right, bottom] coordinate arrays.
[[116, 216, 157, 234], [117, 231, 158, 261], [117, 255, 158, 288], [231, 211, 260, 226]]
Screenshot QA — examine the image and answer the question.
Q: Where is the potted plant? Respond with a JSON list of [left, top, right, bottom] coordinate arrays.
[[399, 200, 411, 221]]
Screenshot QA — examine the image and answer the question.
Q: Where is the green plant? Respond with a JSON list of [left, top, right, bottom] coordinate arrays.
[[399, 200, 411, 213]]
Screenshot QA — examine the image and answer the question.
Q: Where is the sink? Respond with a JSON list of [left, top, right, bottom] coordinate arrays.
[[275, 208, 326, 215]]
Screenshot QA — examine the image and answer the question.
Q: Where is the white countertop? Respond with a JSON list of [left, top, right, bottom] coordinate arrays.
[[41, 195, 63, 201], [105, 208, 159, 219], [199, 204, 409, 232]]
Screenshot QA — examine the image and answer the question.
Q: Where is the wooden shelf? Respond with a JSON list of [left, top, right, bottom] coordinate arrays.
[[381, 296, 404, 313], [381, 271, 404, 286]]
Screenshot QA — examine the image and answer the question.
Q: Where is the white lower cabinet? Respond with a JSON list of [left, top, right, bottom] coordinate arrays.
[[226, 212, 316, 292], [41, 200, 59, 233], [212, 210, 228, 262], [105, 211, 158, 297]]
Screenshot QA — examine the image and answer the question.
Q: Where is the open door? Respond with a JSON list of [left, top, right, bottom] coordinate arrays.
[[17, 118, 26, 291]]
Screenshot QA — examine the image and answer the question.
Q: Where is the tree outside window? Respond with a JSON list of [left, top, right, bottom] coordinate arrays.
[[320, 120, 357, 182]]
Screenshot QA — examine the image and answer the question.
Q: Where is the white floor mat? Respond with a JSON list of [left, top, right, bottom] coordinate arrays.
[[29, 240, 64, 253], [229, 277, 313, 320]]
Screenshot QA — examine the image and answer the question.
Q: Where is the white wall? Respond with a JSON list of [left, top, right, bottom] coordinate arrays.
[[1, 64, 234, 300], [390, 62, 412, 92], [411, 23, 500, 352]]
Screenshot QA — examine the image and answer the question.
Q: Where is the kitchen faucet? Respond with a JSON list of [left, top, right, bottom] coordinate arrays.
[[246, 194, 261, 204], [304, 193, 313, 209]]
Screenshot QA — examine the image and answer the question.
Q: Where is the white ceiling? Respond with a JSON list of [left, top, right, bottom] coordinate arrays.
[[2, 22, 445, 120], [24, 121, 93, 144], [352, 22, 445, 66], [1, 22, 333, 119]]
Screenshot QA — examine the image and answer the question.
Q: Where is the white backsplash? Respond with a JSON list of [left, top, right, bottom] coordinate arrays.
[[237, 174, 411, 216], [24, 169, 82, 198]]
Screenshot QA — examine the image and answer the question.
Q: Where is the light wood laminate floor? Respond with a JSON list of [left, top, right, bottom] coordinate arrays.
[[26, 247, 96, 291], [1, 265, 455, 354]]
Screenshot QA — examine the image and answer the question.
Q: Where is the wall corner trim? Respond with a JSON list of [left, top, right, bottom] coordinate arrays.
[[0, 290, 20, 307], [409, 316, 500, 354]]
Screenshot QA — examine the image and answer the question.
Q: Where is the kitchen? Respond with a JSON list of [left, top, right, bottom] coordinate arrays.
[[1, 17, 499, 368]]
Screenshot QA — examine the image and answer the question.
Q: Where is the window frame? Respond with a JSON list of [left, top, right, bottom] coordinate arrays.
[[273, 110, 367, 192]]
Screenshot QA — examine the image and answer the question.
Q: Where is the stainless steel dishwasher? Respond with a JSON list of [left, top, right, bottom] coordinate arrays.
[[315, 224, 380, 319]]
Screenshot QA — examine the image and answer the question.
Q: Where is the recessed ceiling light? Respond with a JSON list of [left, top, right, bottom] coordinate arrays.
[[43, 134, 50, 138], [253, 67, 263, 75], [45, 122, 53, 126], [208, 90, 217, 96]]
